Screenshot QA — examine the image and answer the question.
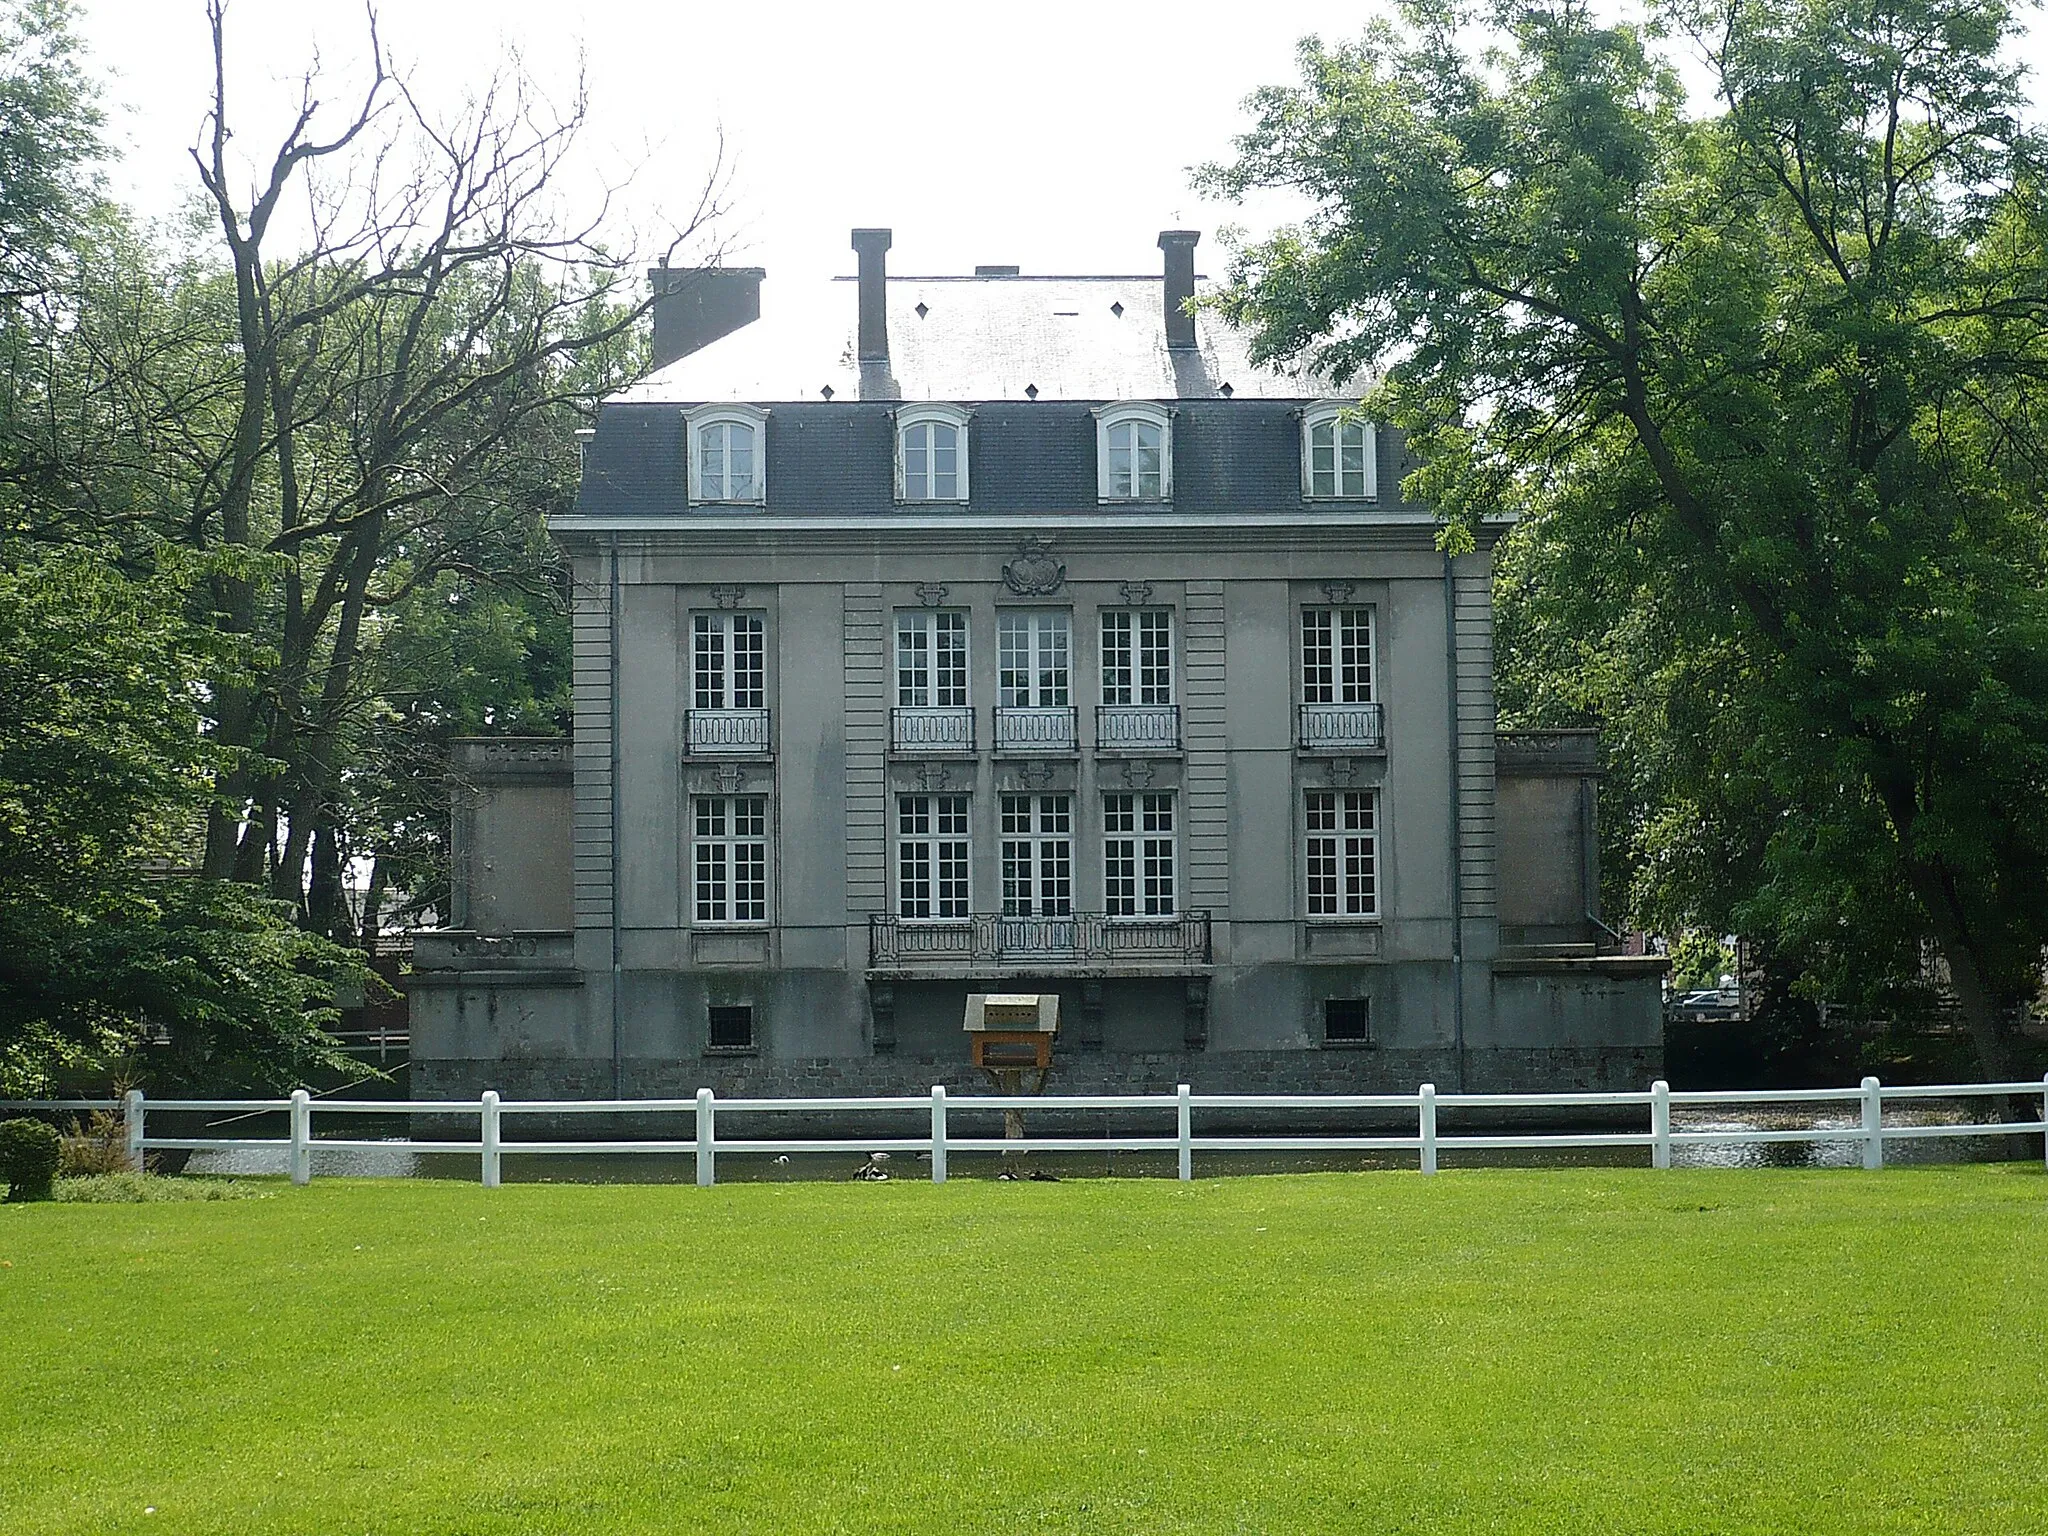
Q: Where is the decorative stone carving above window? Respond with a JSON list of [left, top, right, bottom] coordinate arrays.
[[1118, 581, 1154, 606], [914, 762, 954, 791], [1120, 759, 1156, 789], [1002, 536, 1066, 596], [1321, 581, 1357, 605], [915, 582, 950, 607], [710, 585, 747, 610]]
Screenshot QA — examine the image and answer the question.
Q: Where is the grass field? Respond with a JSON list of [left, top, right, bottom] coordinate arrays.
[[3, 1167, 2044, 1534]]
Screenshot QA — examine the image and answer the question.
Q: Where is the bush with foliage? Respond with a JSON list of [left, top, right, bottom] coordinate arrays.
[[0, 1117, 61, 1200]]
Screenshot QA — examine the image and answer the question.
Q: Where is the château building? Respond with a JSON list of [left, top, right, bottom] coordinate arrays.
[[408, 227, 1664, 1098]]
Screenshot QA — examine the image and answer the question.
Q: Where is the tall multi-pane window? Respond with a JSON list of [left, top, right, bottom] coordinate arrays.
[[695, 419, 758, 501], [997, 611, 1070, 706], [897, 794, 970, 919], [1301, 607, 1376, 703], [692, 613, 765, 709], [900, 419, 962, 501], [1001, 795, 1072, 916], [1103, 418, 1165, 499], [1305, 411, 1373, 498], [1101, 610, 1174, 705], [1305, 790, 1378, 917], [896, 611, 969, 707], [1104, 793, 1176, 916], [694, 796, 768, 923]]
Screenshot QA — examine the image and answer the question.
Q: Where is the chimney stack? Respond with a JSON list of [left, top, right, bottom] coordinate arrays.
[[852, 228, 893, 362], [647, 266, 767, 370], [1158, 230, 1200, 351]]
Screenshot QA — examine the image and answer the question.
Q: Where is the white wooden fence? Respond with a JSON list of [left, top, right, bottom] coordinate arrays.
[[5, 1077, 2045, 1188]]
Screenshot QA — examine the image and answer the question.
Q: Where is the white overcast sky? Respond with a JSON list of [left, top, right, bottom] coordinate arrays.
[[71, 0, 1395, 293], [70, 1, 2048, 297]]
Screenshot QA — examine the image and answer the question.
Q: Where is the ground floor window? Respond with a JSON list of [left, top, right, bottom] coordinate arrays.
[[1001, 794, 1073, 916], [1305, 789, 1377, 917], [898, 794, 970, 918], [1104, 792, 1176, 916], [1323, 997, 1372, 1044], [694, 795, 768, 923]]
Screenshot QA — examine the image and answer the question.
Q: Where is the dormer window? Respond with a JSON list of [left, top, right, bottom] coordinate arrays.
[[686, 404, 768, 504], [895, 404, 971, 503], [1093, 402, 1173, 502], [1302, 403, 1377, 500]]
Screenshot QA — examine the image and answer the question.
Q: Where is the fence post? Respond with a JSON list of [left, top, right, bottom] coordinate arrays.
[[289, 1088, 312, 1186], [123, 1088, 145, 1173], [1860, 1076, 1884, 1171], [1419, 1083, 1438, 1175], [2040, 1074, 2047, 1174], [1651, 1079, 1672, 1171], [480, 1091, 502, 1189], [1176, 1084, 1192, 1182], [696, 1088, 715, 1187], [931, 1085, 947, 1184]]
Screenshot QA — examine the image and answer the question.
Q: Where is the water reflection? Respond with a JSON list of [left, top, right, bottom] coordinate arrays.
[[180, 1101, 2032, 1182]]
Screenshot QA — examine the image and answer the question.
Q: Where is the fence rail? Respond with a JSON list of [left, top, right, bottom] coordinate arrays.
[[6, 1076, 2046, 1189]]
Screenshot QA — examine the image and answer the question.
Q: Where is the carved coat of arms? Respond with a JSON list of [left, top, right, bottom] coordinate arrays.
[[1002, 537, 1066, 595]]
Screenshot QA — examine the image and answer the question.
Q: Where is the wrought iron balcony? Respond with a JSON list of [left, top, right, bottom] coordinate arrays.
[[1297, 701, 1385, 752], [1095, 703, 1180, 754], [869, 910, 1212, 972], [993, 705, 1078, 755], [685, 707, 772, 756], [890, 705, 976, 755]]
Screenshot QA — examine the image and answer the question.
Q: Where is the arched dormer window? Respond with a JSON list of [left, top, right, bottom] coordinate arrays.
[[1301, 402, 1377, 501], [894, 404, 971, 503], [1092, 401, 1173, 502], [685, 404, 768, 504]]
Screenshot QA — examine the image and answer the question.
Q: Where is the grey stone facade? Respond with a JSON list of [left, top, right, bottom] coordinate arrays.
[[410, 228, 1664, 1103]]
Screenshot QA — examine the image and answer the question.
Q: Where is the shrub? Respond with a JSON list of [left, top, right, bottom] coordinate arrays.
[[55, 1172, 260, 1203], [0, 1118, 62, 1201], [60, 1108, 133, 1177]]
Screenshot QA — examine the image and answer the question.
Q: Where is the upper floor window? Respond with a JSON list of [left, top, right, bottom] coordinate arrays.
[[693, 612, 765, 710], [1305, 790, 1378, 918], [1301, 606, 1376, 703], [1302, 404, 1377, 500], [896, 609, 969, 707], [898, 794, 970, 919], [685, 404, 767, 504], [1104, 792, 1177, 916], [1092, 402, 1172, 502], [895, 404, 971, 503], [694, 795, 768, 924], [998, 610, 1070, 707], [1101, 609, 1173, 706]]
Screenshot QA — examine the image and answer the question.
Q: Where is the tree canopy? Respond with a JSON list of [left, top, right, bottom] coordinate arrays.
[[1203, 0, 2048, 1080]]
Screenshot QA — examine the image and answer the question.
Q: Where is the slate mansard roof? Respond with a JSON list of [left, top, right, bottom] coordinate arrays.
[[573, 233, 1423, 522]]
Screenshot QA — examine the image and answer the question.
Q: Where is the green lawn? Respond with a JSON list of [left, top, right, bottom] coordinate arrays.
[[3, 1168, 2044, 1535]]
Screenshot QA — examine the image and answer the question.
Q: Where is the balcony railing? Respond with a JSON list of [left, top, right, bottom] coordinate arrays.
[[1297, 701, 1385, 752], [891, 705, 976, 754], [685, 707, 771, 756], [993, 705, 1078, 755], [869, 910, 1212, 970], [1095, 703, 1180, 753]]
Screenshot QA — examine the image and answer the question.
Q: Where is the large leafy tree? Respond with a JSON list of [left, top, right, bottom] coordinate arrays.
[[1203, 0, 2048, 1081]]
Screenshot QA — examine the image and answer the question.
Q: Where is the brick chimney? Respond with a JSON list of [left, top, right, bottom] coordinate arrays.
[[647, 266, 766, 370], [1158, 230, 1200, 351], [852, 228, 893, 363]]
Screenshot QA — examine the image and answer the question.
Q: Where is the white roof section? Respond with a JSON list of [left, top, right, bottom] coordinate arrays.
[[612, 273, 1334, 405]]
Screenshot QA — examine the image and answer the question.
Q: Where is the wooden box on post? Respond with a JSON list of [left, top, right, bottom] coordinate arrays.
[[964, 993, 1060, 1069]]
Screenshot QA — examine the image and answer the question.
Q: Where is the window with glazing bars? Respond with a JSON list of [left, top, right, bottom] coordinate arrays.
[[1101, 610, 1173, 705], [1301, 607, 1375, 703], [693, 613, 765, 709], [1104, 418, 1165, 499], [1307, 415, 1371, 498], [997, 611, 1069, 706], [897, 794, 970, 918], [1305, 790, 1377, 917], [696, 419, 757, 500], [1104, 792, 1176, 916], [901, 419, 962, 500], [694, 796, 768, 923], [1001, 795, 1072, 916], [896, 611, 969, 707]]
